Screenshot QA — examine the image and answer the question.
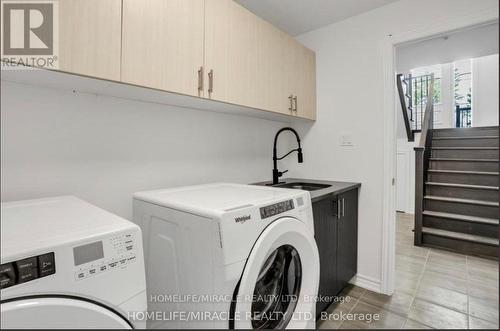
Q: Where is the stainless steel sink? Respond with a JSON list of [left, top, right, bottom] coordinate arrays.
[[273, 182, 331, 191]]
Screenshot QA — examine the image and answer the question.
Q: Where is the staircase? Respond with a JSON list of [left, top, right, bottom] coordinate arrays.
[[417, 126, 499, 258]]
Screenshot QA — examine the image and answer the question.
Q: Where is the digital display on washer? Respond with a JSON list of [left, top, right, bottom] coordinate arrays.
[[73, 241, 104, 266], [260, 199, 294, 219]]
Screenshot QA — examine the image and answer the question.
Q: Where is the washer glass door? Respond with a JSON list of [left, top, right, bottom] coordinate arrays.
[[233, 217, 319, 329], [1, 297, 132, 329], [251, 244, 302, 329]]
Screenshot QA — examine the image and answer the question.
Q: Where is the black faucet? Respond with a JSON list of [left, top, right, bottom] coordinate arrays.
[[273, 127, 303, 185]]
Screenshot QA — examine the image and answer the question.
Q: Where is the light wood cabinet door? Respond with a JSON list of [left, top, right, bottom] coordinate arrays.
[[58, 0, 121, 81], [254, 18, 293, 115], [285, 38, 316, 120], [295, 45, 316, 120], [204, 0, 291, 114], [121, 0, 205, 97]]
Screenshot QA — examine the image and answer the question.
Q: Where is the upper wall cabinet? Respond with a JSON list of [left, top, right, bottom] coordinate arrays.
[[58, 0, 122, 81], [204, 0, 316, 120], [121, 0, 205, 97], [51, 0, 315, 120], [287, 40, 317, 120], [204, 0, 291, 115], [299, 48, 317, 120]]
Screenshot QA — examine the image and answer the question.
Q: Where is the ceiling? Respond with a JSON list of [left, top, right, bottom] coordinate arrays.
[[235, 0, 398, 36]]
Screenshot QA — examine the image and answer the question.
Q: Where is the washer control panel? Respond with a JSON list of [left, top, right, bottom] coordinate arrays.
[[0, 252, 55, 289], [259, 199, 295, 219], [74, 233, 137, 281]]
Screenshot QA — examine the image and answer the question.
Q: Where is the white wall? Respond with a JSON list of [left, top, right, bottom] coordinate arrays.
[[472, 53, 499, 126], [0, 81, 293, 219], [438, 63, 455, 128], [396, 22, 499, 73], [289, 0, 498, 291], [396, 134, 420, 214]]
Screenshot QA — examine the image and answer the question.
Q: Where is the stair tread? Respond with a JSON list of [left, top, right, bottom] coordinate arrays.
[[434, 126, 499, 131], [422, 227, 499, 246], [431, 147, 499, 150], [433, 136, 499, 140], [424, 195, 499, 206], [428, 170, 499, 175], [426, 182, 499, 190], [430, 158, 499, 162], [422, 210, 499, 225]]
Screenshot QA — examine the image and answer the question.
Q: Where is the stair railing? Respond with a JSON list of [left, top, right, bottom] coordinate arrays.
[[455, 105, 472, 128], [413, 74, 435, 246], [397, 74, 414, 142]]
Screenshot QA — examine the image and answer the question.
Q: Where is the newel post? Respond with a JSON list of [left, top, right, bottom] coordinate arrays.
[[414, 146, 424, 246]]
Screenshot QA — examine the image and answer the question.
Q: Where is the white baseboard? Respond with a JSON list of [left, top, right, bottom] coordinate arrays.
[[349, 274, 381, 293]]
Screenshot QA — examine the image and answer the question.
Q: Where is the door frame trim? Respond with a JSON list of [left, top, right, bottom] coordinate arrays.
[[380, 13, 498, 295]]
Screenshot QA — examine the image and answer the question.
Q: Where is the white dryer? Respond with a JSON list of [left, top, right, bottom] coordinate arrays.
[[133, 183, 320, 329], [0, 196, 147, 329]]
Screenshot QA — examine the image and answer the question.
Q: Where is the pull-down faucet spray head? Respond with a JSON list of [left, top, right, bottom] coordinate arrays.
[[272, 127, 303, 184]]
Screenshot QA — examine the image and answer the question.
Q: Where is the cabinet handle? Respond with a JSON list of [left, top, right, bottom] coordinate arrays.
[[342, 198, 345, 217], [208, 69, 214, 96], [337, 199, 341, 220], [293, 96, 298, 112], [289, 95, 294, 113], [197, 66, 204, 95]]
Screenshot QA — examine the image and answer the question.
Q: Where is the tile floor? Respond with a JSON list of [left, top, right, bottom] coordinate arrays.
[[318, 212, 499, 329]]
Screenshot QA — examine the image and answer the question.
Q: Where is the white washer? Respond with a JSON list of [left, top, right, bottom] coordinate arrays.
[[133, 183, 320, 329], [1, 196, 147, 329]]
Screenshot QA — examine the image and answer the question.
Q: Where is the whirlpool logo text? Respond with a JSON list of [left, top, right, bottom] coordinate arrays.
[[234, 215, 251, 224]]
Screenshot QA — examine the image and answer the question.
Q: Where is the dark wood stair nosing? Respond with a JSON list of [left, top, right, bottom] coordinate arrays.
[[432, 136, 499, 140], [425, 182, 499, 190], [431, 147, 499, 150], [424, 195, 499, 207], [422, 210, 499, 225], [422, 227, 499, 246], [429, 158, 499, 162], [433, 126, 499, 131], [428, 169, 499, 175]]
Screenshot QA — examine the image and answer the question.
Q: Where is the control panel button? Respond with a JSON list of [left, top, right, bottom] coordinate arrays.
[[127, 256, 136, 262], [297, 197, 304, 206], [16, 257, 38, 283], [38, 252, 56, 278], [0, 263, 16, 289]]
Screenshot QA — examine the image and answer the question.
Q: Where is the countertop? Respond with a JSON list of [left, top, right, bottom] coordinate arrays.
[[253, 178, 361, 202]]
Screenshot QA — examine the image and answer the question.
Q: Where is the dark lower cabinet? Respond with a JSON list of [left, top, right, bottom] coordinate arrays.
[[336, 188, 358, 291], [312, 197, 339, 314], [313, 187, 359, 315]]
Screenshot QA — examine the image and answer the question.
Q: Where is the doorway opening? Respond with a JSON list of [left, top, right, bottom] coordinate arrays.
[[382, 18, 499, 297]]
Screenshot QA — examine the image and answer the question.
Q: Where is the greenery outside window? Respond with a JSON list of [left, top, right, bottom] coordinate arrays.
[[410, 65, 442, 106]]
